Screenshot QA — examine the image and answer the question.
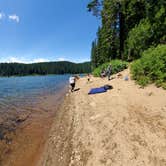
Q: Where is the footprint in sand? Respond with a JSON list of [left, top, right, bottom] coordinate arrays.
[[146, 92, 154, 96], [161, 106, 166, 111]]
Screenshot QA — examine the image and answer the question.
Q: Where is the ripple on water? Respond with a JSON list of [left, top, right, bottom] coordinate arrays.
[[0, 74, 69, 112]]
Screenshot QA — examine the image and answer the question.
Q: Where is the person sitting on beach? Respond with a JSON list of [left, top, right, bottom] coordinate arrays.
[[100, 68, 106, 78], [69, 75, 76, 92]]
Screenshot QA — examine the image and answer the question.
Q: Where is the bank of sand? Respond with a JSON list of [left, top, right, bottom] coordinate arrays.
[[39, 69, 166, 166]]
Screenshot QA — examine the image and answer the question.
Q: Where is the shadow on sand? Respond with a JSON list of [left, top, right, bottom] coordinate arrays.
[[74, 88, 80, 92]]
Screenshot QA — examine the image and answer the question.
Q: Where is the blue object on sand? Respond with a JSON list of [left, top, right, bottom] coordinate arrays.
[[124, 76, 129, 81], [88, 87, 107, 95]]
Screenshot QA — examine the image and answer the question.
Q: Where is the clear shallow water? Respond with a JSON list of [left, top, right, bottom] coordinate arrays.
[[0, 75, 70, 164], [0, 75, 70, 112]]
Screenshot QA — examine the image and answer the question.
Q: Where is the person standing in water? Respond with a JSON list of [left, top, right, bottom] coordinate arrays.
[[69, 75, 76, 92]]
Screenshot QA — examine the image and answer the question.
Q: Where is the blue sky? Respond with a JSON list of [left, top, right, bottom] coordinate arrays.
[[0, 0, 99, 63]]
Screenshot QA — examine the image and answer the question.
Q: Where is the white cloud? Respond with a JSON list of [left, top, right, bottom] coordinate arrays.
[[32, 58, 50, 63], [0, 12, 5, 20], [6, 57, 26, 63], [57, 57, 66, 61], [2, 57, 50, 64], [0, 56, 81, 64], [8, 14, 19, 23]]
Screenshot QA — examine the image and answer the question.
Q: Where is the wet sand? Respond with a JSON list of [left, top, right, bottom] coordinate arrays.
[[40, 69, 166, 166], [0, 91, 67, 166], [38, 94, 75, 166]]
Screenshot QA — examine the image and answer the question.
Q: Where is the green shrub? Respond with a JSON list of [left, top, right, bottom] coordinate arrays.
[[131, 44, 166, 89], [93, 60, 128, 77]]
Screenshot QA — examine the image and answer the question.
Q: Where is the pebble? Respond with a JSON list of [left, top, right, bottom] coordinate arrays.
[[90, 102, 96, 107], [146, 92, 153, 96], [106, 159, 112, 165], [90, 114, 101, 121]]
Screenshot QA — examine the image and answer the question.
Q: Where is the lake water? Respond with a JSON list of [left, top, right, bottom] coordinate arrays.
[[0, 74, 71, 165], [0, 75, 70, 113]]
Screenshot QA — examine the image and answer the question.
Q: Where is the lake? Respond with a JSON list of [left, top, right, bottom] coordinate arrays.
[[0, 74, 70, 165], [0, 75, 70, 112]]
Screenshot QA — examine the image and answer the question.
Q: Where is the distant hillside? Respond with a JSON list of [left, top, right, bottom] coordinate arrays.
[[0, 61, 91, 76]]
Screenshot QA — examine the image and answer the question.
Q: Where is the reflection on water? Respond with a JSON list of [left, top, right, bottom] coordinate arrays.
[[0, 75, 69, 113]]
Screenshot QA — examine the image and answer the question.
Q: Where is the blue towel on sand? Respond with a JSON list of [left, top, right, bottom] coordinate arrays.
[[88, 87, 107, 95]]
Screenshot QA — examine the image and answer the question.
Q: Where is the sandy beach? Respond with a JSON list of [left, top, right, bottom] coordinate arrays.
[[39, 69, 166, 166]]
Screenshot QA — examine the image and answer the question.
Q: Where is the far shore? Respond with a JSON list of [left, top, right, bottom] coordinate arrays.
[[0, 73, 86, 78], [0, 73, 70, 77]]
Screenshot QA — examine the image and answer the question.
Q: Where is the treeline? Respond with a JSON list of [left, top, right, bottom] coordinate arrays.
[[0, 61, 91, 76], [87, 0, 166, 68]]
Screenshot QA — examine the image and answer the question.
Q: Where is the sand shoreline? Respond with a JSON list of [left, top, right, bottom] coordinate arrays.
[[40, 69, 166, 166], [38, 95, 74, 166]]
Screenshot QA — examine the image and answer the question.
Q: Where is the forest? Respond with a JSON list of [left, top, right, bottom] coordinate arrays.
[[87, 0, 166, 88], [0, 61, 91, 76]]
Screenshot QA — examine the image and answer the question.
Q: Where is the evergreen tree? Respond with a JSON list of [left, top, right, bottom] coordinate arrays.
[[88, 0, 166, 63], [0, 61, 91, 76], [91, 40, 97, 68]]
